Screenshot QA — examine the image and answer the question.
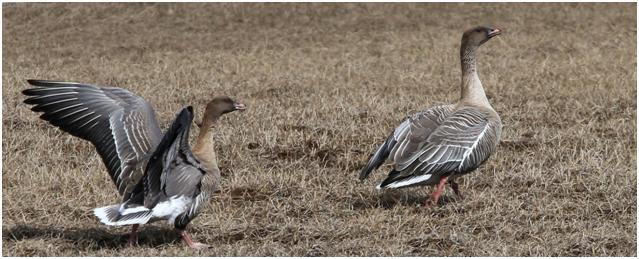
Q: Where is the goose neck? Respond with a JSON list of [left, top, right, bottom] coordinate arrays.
[[459, 45, 490, 107], [193, 116, 219, 172], [460, 44, 478, 75]]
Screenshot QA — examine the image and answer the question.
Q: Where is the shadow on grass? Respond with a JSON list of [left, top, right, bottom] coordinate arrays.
[[3, 224, 180, 249], [351, 190, 459, 210]]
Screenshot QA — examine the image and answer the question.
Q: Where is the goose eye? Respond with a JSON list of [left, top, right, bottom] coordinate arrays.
[[475, 29, 481, 33]]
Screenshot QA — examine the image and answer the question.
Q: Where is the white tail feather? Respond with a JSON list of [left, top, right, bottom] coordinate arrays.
[[93, 204, 152, 226]]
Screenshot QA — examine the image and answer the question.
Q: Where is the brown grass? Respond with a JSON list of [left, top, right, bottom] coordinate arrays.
[[2, 3, 636, 256]]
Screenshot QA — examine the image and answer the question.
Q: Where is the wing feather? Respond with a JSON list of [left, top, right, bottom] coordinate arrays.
[[142, 107, 203, 208], [391, 105, 455, 171], [379, 107, 501, 189], [359, 105, 454, 180], [22, 80, 163, 199]]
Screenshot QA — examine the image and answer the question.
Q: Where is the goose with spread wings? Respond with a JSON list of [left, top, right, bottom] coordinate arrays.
[[23, 80, 245, 248], [359, 26, 503, 206]]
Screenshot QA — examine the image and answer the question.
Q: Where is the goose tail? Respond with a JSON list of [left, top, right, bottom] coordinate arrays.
[[93, 204, 153, 226], [360, 134, 396, 181]]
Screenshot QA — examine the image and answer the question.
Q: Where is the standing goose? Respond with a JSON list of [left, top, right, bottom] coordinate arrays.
[[359, 26, 502, 206], [22, 80, 245, 248]]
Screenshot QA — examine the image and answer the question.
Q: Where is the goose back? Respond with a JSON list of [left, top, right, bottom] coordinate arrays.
[[378, 106, 501, 189], [359, 105, 454, 180]]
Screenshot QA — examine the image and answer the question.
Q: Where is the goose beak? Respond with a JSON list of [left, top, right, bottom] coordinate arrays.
[[488, 28, 502, 38], [234, 102, 246, 111]]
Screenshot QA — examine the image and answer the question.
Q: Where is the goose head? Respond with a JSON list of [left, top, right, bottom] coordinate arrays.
[[200, 96, 245, 126], [462, 26, 502, 47]]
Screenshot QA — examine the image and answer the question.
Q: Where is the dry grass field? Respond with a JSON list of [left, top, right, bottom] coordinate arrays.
[[2, 3, 636, 256]]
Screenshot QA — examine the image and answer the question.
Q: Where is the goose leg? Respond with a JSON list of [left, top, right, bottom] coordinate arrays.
[[177, 229, 210, 249], [424, 176, 448, 207], [127, 224, 139, 246], [450, 180, 463, 199]]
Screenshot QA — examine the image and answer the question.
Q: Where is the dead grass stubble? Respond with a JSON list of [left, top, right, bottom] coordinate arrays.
[[2, 2, 636, 256]]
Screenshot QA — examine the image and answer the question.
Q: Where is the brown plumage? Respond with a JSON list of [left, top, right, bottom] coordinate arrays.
[[22, 80, 245, 249], [359, 26, 503, 206]]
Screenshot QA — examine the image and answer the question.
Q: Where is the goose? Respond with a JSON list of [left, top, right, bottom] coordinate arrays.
[[359, 26, 503, 206], [22, 80, 245, 249]]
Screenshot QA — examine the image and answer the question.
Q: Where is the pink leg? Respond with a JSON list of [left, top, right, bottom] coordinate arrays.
[[127, 224, 139, 246], [450, 180, 463, 199], [424, 176, 448, 207], [177, 229, 210, 249]]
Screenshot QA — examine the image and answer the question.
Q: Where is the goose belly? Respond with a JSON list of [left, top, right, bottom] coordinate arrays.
[[150, 196, 193, 224]]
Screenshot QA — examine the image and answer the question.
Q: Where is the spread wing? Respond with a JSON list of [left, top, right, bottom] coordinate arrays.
[[359, 105, 454, 180], [22, 80, 163, 199], [379, 107, 501, 189], [143, 106, 204, 207]]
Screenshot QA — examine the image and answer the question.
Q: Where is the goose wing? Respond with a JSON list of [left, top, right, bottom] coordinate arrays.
[[359, 105, 453, 180], [142, 106, 204, 208], [22, 80, 163, 199], [379, 107, 500, 189]]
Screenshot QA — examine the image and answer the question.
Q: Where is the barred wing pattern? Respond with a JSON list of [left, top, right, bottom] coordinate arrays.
[[359, 105, 454, 180], [23, 80, 163, 200], [389, 105, 455, 171], [379, 107, 501, 189]]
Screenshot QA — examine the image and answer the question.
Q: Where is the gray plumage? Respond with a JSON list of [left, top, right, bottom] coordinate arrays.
[[23, 79, 245, 248], [95, 107, 208, 229], [370, 106, 501, 189], [360, 26, 503, 199], [23, 80, 162, 201]]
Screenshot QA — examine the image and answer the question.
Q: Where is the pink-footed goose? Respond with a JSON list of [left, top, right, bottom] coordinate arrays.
[[22, 80, 245, 249], [359, 26, 503, 206]]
